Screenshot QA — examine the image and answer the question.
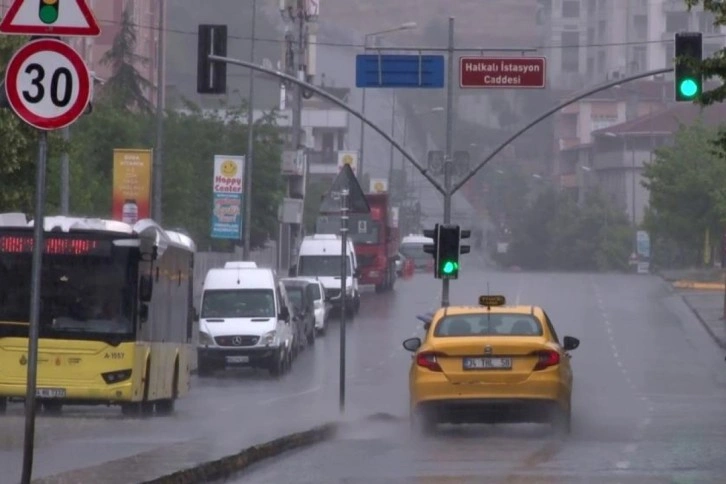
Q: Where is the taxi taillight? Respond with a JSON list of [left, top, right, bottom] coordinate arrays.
[[416, 351, 443, 372], [532, 350, 560, 371]]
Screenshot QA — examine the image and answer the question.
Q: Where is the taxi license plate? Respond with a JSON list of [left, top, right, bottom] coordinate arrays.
[[226, 356, 250, 364], [36, 388, 66, 398], [463, 357, 512, 370]]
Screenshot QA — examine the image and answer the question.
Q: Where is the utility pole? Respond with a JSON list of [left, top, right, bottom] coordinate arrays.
[[60, 126, 69, 214], [388, 91, 396, 187], [243, 0, 257, 260], [441, 17, 455, 307], [280, 0, 311, 269], [152, 0, 166, 223]]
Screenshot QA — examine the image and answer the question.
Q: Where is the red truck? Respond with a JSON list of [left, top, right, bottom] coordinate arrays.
[[355, 193, 400, 293], [314, 193, 399, 293]]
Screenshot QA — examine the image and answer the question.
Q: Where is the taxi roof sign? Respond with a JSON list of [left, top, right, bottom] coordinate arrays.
[[479, 295, 506, 307]]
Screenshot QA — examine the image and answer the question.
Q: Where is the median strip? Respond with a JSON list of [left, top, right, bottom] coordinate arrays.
[[141, 422, 338, 484], [672, 280, 725, 291]]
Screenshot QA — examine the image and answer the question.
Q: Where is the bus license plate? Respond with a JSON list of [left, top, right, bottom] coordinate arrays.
[[36, 388, 66, 398], [226, 356, 249, 364], [463, 357, 512, 370]]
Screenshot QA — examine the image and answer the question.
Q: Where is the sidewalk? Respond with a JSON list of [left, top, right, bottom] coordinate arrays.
[[677, 290, 726, 350]]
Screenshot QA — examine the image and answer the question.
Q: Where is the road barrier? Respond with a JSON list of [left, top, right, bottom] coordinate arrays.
[[142, 422, 338, 484]]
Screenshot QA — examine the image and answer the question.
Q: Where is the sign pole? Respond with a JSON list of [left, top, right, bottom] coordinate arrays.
[[339, 188, 349, 414], [20, 130, 48, 484], [441, 17, 454, 308]]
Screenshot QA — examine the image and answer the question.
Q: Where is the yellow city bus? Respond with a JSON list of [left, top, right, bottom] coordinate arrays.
[[0, 214, 196, 416]]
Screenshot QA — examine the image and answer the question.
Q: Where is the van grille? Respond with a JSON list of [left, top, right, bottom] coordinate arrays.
[[214, 335, 259, 347]]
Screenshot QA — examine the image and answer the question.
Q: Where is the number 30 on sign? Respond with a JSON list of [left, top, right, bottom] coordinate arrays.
[[4, 38, 91, 130]]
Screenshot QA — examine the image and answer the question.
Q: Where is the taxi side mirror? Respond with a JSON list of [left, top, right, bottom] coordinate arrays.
[[402, 337, 421, 352], [563, 336, 579, 351]]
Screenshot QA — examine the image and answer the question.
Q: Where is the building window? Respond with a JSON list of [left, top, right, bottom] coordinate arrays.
[[665, 44, 675, 68], [597, 50, 606, 73], [598, 20, 606, 42], [700, 12, 719, 33], [562, 0, 580, 18], [632, 46, 646, 71], [587, 0, 596, 14], [665, 12, 689, 32], [587, 27, 595, 44], [592, 116, 617, 131], [322, 132, 334, 151], [561, 32, 580, 72], [587, 56, 595, 74], [704, 43, 722, 59], [633, 15, 647, 41]]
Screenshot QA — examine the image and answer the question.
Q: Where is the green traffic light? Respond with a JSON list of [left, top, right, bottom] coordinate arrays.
[[678, 78, 698, 98], [441, 260, 458, 274], [39, 1, 59, 25]]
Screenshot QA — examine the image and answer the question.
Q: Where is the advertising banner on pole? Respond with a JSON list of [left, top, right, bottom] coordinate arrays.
[[211, 155, 245, 239], [112, 149, 152, 224]]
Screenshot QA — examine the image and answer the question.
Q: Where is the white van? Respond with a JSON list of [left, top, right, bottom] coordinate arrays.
[[197, 266, 295, 377], [399, 234, 435, 272], [291, 234, 360, 316]]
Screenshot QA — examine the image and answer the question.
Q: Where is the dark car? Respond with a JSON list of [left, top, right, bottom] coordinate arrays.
[[281, 278, 316, 352]]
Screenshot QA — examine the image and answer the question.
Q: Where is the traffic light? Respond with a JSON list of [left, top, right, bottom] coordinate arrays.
[[39, 0, 59, 25], [197, 24, 228, 95], [460, 229, 471, 255], [438, 224, 461, 279], [674, 32, 702, 102], [423, 224, 440, 276]]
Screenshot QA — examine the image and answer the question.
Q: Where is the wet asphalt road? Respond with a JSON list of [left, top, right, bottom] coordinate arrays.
[[228, 268, 726, 483], [0, 264, 446, 483]]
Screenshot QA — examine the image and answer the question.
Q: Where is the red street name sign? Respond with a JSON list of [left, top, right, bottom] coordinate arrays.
[[459, 57, 547, 89]]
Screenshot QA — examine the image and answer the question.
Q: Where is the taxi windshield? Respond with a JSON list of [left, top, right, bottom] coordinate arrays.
[[434, 313, 543, 337]]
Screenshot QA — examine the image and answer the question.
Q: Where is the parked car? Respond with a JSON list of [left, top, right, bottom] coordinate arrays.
[[281, 278, 316, 352], [298, 278, 328, 335]]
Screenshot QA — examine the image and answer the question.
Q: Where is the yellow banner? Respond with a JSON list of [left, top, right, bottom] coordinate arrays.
[[112, 149, 152, 223]]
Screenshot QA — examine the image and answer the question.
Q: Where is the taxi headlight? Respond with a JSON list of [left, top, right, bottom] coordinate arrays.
[[199, 331, 214, 346], [261, 331, 278, 346]]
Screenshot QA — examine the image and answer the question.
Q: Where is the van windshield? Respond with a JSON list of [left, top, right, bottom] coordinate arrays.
[[298, 255, 351, 277], [201, 289, 275, 318]]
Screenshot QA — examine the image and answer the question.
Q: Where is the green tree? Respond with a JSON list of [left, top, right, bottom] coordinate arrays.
[[0, 35, 63, 212], [99, 5, 153, 113], [641, 121, 726, 266], [684, 2, 726, 105]]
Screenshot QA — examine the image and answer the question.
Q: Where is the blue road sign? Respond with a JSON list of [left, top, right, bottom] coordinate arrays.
[[356, 54, 445, 88]]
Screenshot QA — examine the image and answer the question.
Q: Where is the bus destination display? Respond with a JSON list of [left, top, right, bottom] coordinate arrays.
[[0, 235, 113, 256]]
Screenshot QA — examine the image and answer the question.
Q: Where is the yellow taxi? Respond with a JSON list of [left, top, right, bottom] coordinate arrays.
[[402, 295, 579, 435]]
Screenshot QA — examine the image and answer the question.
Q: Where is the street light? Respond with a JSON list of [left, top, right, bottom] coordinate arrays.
[[359, 22, 418, 178]]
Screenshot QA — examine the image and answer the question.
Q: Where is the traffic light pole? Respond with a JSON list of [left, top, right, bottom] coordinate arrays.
[[441, 17, 455, 308]]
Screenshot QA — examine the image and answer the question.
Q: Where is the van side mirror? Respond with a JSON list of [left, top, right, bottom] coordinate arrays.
[[139, 274, 153, 302], [193, 308, 200, 321], [354, 268, 361, 278], [278, 306, 289, 321], [288, 265, 297, 277], [139, 303, 149, 324]]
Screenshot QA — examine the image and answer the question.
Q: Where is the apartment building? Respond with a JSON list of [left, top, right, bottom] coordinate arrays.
[[540, 0, 726, 86]]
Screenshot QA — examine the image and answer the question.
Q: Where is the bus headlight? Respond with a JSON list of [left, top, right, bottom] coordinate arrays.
[[199, 331, 214, 346], [261, 331, 278, 346]]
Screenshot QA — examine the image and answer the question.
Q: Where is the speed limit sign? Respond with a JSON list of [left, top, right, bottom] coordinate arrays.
[[4, 38, 91, 130]]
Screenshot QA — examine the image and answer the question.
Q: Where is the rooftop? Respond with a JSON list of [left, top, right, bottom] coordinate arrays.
[[592, 101, 726, 137]]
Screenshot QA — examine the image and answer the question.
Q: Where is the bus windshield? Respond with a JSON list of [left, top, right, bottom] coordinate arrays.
[[0, 240, 137, 340]]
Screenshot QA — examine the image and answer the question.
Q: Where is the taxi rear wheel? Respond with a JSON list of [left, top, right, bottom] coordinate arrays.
[[550, 406, 571, 436], [0, 397, 6, 415], [410, 407, 436, 436]]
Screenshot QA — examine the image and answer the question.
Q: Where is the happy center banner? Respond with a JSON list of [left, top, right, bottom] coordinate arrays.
[[211, 155, 245, 240], [112, 149, 152, 224]]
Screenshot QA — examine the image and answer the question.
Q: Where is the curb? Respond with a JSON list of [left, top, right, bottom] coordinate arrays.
[[680, 295, 726, 351], [140, 422, 337, 484]]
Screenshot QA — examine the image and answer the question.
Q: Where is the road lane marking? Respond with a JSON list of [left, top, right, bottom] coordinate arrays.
[[258, 384, 322, 405]]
